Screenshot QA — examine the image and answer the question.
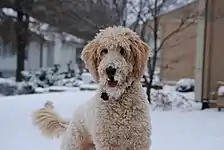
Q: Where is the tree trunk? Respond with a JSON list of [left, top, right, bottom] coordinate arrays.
[[146, 0, 159, 103], [15, 1, 29, 82], [121, 0, 127, 26]]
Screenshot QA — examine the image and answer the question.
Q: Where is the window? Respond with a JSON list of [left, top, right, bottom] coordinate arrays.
[[3, 42, 16, 57], [0, 37, 3, 56], [0, 37, 16, 57], [25, 45, 28, 60]]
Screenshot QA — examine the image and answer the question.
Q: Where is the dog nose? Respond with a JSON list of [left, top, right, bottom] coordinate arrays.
[[106, 66, 116, 76]]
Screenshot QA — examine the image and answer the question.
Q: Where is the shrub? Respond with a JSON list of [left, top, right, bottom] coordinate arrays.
[[175, 78, 195, 92], [21, 64, 81, 89]]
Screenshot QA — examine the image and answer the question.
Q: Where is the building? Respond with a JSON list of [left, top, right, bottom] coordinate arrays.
[[134, 0, 224, 102], [195, 0, 224, 101], [136, 1, 198, 82], [0, 14, 84, 77]]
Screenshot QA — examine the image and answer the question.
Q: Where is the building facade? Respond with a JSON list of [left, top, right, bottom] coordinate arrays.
[[138, 2, 198, 82], [159, 2, 198, 81], [0, 29, 83, 78]]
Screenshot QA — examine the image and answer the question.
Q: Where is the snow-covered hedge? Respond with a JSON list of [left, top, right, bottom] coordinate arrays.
[[0, 65, 83, 96]]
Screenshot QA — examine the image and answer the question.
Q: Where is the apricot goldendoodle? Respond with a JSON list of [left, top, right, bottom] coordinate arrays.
[[32, 26, 151, 150]]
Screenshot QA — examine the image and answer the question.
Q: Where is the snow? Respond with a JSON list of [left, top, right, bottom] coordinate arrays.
[[176, 78, 195, 88], [35, 87, 49, 93], [0, 77, 16, 86], [81, 72, 94, 84], [80, 84, 99, 90], [0, 89, 224, 150], [2, 8, 17, 17], [0, 91, 93, 150], [35, 86, 79, 93], [218, 86, 224, 96], [151, 110, 224, 150], [175, 78, 195, 92]]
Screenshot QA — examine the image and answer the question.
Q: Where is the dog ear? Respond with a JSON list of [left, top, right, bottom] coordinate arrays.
[[129, 37, 150, 81], [81, 41, 99, 82]]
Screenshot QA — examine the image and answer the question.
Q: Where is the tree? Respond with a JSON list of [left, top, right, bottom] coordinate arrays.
[[23, 0, 127, 41], [0, 0, 126, 41], [128, 0, 199, 103], [15, 0, 29, 81], [0, 1, 30, 81]]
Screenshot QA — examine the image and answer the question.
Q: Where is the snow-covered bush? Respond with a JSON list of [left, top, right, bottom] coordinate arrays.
[[21, 64, 81, 89], [141, 69, 163, 89], [0, 64, 83, 96], [151, 86, 194, 111], [218, 86, 224, 96], [175, 78, 195, 92], [17, 82, 35, 95], [0, 78, 35, 96], [151, 90, 172, 110], [0, 78, 17, 96]]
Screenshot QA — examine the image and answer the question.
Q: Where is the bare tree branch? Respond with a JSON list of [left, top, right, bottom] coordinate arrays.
[[131, 0, 144, 31], [156, 18, 196, 52]]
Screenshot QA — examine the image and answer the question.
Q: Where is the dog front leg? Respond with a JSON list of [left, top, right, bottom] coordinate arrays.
[[128, 137, 151, 150], [60, 125, 86, 150], [95, 145, 122, 150]]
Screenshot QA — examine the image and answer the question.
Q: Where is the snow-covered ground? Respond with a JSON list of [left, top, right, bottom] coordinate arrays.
[[0, 91, 224, 150]]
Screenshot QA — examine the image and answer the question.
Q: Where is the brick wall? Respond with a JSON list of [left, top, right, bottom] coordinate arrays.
[[159, 2, 198, 81], [160, 21, 197, 81]]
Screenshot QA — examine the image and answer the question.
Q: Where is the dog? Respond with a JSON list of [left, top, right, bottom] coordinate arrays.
[[32, 26, 151, 150]]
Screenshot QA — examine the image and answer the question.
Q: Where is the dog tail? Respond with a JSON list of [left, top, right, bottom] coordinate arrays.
[[32, 101, 69, 139]]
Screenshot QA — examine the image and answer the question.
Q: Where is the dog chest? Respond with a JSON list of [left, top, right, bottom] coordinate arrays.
[[97, 98, 148, 130], [94, 99, 150, 148]]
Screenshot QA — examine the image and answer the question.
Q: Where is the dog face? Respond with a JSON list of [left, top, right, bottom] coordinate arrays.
[[81, 26, 150, 99]]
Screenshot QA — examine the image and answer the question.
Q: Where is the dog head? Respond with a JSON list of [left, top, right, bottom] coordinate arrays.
[[81, 26, 150, 99]]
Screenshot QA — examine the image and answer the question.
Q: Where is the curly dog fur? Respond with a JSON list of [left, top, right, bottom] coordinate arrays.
[[32, 26, 151, 150]]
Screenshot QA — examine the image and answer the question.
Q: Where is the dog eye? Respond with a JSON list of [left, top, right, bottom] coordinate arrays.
[[120, 47, 125, 55], [101, 49, 108, 55]]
